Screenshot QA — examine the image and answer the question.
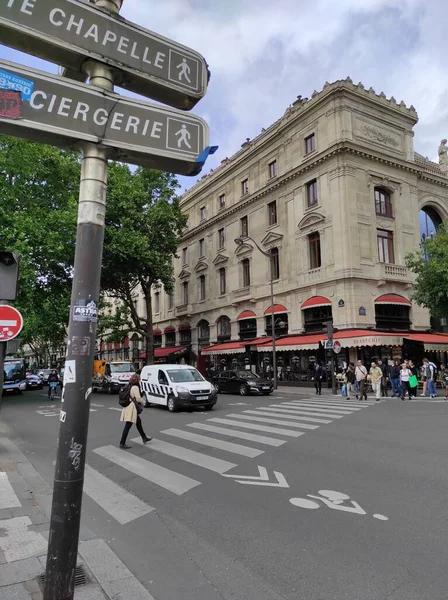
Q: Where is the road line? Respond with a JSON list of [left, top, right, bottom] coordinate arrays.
[[267, 405, 344, 419], [84, 464, 154, 524], [278, 402, 354, 415], [288, 400, 367, 409], [108, 407, 122, 411], [131, 437, 236, 474], [239, 411, 321, 428], [253, 408, 332, 424], [208, 418, 305, 438], [93, 445, 200, 496], [284, 401, 361, 412], [289, 399, 376, 406], [187, 423, 286, 447], [161, 429, 263, 458], [0, 472, 22, 509]]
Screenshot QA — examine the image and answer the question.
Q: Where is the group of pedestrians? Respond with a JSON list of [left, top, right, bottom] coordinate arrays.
[[343, 358, 447, 401]]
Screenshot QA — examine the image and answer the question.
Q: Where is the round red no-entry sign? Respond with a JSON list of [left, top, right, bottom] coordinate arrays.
[[0, 305, 23, 341]]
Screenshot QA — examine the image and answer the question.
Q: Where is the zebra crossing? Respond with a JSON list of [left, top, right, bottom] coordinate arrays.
[[85, 397, 377, 523]]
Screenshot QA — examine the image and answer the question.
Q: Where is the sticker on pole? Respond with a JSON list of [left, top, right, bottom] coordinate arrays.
[[73, 300, 98, 323], [0, 68, 34, 100], [0, 305, 23, 341]]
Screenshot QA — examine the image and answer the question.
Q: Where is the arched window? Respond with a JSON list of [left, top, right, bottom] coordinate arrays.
[[217, 316, 231, 341], [374, 187, 393, 218], [197, 320, 210, 344], [179, 323, 191, 345]]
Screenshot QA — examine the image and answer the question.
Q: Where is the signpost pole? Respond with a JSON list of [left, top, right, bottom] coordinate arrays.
[[0, 301, 7, 408], [44, 3, 121, 599]]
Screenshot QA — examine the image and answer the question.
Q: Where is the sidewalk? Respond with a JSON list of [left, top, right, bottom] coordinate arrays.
[[0, 421, 156, 600]]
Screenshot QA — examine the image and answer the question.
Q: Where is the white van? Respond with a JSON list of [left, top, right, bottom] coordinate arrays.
[[140, 364, 218, 412]]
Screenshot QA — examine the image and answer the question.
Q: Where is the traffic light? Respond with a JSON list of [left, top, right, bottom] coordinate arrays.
[[323, 320, 333, 339], [0, 252, 19, 300]]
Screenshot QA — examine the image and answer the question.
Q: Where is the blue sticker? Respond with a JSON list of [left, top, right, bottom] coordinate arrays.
[[0, 69, 34, 101]]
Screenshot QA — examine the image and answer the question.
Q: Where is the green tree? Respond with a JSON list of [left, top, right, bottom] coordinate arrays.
[[101, 163, 185, 364], [0, 135, 80, 364], [406, 223, 448, 318]]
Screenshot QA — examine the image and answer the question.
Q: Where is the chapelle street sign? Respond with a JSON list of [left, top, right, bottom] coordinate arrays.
[[0, 59, 210, 176], [0, 0, 208, 110]]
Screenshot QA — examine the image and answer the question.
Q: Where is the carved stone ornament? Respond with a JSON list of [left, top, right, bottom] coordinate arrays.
[[194, 260, 208, 273], [298, 212, 325, 230], [367, 172, 402, 195], [234, 242, 253, 257], [212, 253, 229, 266], [261, 231, 284, 246], [178, 269, 191, 280], [357, 122, 400, 148]]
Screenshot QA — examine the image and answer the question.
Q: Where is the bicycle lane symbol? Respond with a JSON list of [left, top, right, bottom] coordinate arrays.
[[289, 490, 389, 521]]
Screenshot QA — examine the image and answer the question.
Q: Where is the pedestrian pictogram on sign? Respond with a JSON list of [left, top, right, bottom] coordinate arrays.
[[0, 305, 23, 341]]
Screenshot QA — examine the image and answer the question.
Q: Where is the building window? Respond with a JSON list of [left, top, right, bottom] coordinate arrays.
[[241, 179, 249, 196], [375, 187, 393, 218], [303, 306, 332, 333], [199, 275, 206, 301], [219, 267, 226, 295], [268, 200, 277, 226], [182, 281, 189, 304], [217, 315, 231, 341], [377, 229, 395, 264], [375, 304, 410, 331], [165, 330, 175, 347], [197, 320, 210, 344], [308, 232, 321, 269], [218, 228, 225, 249], [218, 194, 226, 209], [167, 293, 173, 310], [200, 206, 206, 221], [270, 247, 280, 279], [199, 238, 205, 257], [154, 333, 162, 347], [154, 291, 160, 313], [268, 160, 277, 179], [306, 179, 318, 207], [265, 313, 288, 337], [239, 318, 257, 341], [179, 327, 191, 345], [242, 258, 251, 287], [305, 134, 316, 154], [240, 215, 248, 237], [182, 247, 188, 265]]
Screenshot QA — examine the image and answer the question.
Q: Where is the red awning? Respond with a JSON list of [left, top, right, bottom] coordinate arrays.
[[201, 341, 245, 356], [178, 322, 191, 331], [237, 310, 257, 320], [256, 333, 322, 352], [140, 346, 186, 360], [301, 296, 332, 309], [264, 304, 288, 315], [405, 332, 448, 351], [164, 326, 175, 333], [375, 294, 411, 306], [153, 328, 162, 335]]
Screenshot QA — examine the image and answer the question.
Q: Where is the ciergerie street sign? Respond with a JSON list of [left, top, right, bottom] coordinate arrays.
[[0, 60, 210, 176], [0, 0, 209, 110]]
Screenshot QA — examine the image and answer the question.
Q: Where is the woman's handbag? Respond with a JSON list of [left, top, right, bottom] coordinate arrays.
[[409, 374, 418, 388]]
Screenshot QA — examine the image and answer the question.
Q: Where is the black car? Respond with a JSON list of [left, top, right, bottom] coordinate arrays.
[[26, 375, 44, 390], [213, 370, 273, 396]]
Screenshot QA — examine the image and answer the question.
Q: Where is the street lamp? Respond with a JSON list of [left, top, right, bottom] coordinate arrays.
[[234, 235, 278, 389]]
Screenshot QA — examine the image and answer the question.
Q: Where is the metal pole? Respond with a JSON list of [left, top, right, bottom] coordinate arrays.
[[0, 341, 6, 408], [44, 3, 120, 598], [331, 347, 337, 395], [270, 250, 277, 390]]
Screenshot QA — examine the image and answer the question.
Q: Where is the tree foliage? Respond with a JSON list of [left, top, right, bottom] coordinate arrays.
[[0, 136, 80, 364], [406, 223, 448, 319], [100, 163, 185, 364]]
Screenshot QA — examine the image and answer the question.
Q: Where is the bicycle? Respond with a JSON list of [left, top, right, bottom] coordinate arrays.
[[48, 381, 58, 401]]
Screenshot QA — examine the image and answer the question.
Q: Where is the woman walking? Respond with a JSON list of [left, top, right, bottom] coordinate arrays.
[[408, 360, 418, 398], [400, 363, 412, 401], [119, 374, 151, 449]]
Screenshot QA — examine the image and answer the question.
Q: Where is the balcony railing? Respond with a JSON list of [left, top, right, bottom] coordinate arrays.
[[383, 264, 407, 278], [233, 287, 251, 298], [176, 304, 189, 314]]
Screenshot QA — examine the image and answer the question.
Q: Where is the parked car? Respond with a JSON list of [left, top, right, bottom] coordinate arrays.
[[38, 369, 53, 384], [213, 370, 274, 396], [26, 375, 44, 390]]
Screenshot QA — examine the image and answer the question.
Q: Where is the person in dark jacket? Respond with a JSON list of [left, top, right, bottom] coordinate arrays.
[[378, 359, 388, 397], [408, 360, 418, 397], [313, 362, 323, 395], [389, 360, 401, 397], [47, 370, 60, 399]]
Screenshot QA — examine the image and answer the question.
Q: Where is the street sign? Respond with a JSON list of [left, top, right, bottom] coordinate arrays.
[[0, 60, 212, 176], [0, 0, 208, 110], [333, 341, 342, 354], [324, 340, 333, 350], [0, 305, 23, 341]]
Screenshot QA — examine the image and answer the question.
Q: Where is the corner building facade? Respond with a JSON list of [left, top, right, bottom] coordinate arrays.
[[151, 78, 448, 377]]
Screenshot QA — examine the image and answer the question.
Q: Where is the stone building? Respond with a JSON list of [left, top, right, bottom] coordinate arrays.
[[144, 77, 448, 379]]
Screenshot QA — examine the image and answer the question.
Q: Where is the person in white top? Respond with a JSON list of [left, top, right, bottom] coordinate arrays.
[[369, 362, 383, 401], [355, 360, 368, 401], [400, 364, 412, 401]]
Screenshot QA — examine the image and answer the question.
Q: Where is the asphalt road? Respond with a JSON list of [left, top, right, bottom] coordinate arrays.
[[1, 387, 447, 600]]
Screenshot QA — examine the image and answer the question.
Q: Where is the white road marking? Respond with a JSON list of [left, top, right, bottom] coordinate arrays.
[[288, 399, 367, 408], [208, 418, 305, 438], [90, 403, 105, 408], [266, 405, 344, 419], [93, 445, 200, 496], [238, 411, 321, 429], [108, 407, 122, 412], [187, 422, 286, 447], [131, 437, 236, 474], [279, 402, 355, 415], [83, 464, 154, 524], [253, 408, 332, 424], [223, 466, 289, 488], [161, 428, 263, 458], [0, 472, 22, 509], [0, 516, 47, 562], [284, 401, 360, 412]]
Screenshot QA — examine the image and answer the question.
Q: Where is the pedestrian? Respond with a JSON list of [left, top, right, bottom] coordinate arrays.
[[408, 360, 418, 398], [389, 360, 401, 397], [355, 359, 368, 400], [422, 358, 437, 398], [400, 363, 412, 401], [119, 374, 151, 449], [345, 362, 356, 398], [369, 361, 383, 401], [313, 361, 323, 395], [377, 359, 388, 397]]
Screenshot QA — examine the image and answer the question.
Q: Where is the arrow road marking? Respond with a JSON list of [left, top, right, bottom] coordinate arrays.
[[222, 466, 289, 488]]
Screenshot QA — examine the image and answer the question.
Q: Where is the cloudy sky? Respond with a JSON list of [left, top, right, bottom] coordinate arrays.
[[1, 0, 447, 192]]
